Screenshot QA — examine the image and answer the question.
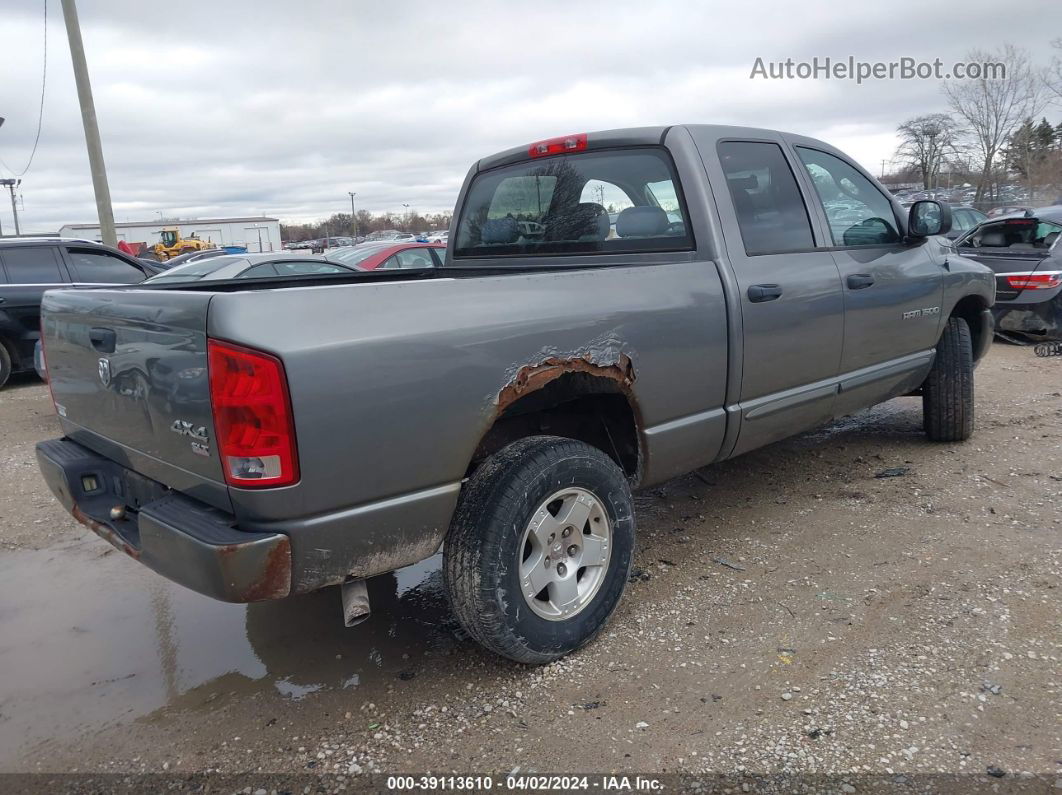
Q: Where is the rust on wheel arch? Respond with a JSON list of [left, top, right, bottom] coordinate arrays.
[[496, 353, 637, 412]]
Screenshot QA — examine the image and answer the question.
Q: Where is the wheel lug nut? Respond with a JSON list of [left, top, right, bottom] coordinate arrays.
[[557, 563, 567, 576], [544, 558, 551, 568], [567, 545, 578, 557], [548, 532, 556, 543], [562, 527, 572, 538]]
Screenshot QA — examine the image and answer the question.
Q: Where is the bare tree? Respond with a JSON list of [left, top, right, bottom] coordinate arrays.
[[1047, 38, 1062, 104], [943, 44, 1046, 201], [895, 114, 960, 190]]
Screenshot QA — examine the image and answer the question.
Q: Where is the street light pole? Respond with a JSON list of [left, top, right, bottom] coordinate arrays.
[[348, 191, 357, 239], [61, 0, 117, 246]]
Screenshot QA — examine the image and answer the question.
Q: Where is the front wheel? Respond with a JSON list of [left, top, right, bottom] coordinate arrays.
[[922, 316, 974, 442], [443, 436, 634, 664]]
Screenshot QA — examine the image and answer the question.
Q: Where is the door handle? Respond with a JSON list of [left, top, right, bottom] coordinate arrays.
[[89, 327, 116, 353], [747, 284, 783, 303], [847, 274, 875, 290]]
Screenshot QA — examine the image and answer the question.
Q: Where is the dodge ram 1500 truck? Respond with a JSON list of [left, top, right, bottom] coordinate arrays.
[[36, 125, 995, 663]]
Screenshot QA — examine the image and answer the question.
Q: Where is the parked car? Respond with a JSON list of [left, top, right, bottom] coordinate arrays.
[[954, 205, 1062, 340], [143, 253, 357, 284], [35, 124, 993, 664], [0, 237, 152, 387], [946, 205, 988, 240], [326, 241, 445, 270], [986, 205, 1030, 218], [151, 247, 231, 271], [425, 230, 449, 243]]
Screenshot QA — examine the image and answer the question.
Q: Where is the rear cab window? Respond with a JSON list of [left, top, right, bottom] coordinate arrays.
[[958, 218, 1061, 253], [453, 148, 693, 259]]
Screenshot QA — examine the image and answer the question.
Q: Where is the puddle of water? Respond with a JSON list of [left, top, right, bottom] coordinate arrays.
[[0, 537, 451, 767]]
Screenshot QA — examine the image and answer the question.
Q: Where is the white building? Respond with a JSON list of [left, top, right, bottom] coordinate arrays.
[[58, 216, 281, 252]]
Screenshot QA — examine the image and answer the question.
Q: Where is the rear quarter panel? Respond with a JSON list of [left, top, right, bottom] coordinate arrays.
[[209, 261, 729, 525]]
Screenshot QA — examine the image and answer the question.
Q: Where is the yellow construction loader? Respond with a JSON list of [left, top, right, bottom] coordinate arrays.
[[145, 227, 216, 261]]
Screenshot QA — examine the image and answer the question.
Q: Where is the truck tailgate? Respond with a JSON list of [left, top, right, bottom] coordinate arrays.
[[41, 288, 227, 494]]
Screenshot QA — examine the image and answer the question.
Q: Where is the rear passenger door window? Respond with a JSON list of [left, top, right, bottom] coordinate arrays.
[[3, 247, 65, 284], [717, 141, 815, 255], [795, 148, 900, 246], [66, 248, 145, 283]]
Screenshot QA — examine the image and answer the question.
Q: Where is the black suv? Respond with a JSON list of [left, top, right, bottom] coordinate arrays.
[[0, 238, 151, 387]]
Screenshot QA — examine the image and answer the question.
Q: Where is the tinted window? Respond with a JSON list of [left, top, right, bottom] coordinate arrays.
[[796, 147, 900, 246], [273, 260, 351, 276], [717, 141, 815, 255], [144, 256, 250, 283], [2, 247, 64, 284], [66, 248, 144, 284], [454, 148, 692, 258], [237, 263, 280, 279]]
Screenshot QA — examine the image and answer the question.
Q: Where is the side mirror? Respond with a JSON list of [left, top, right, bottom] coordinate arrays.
[[908, 200, 952, 238]]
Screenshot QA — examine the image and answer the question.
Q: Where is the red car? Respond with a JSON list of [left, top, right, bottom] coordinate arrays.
[[325, 241, 446, 271]]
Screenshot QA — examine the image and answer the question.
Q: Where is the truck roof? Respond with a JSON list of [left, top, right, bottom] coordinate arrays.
[[475, 124, 841, 172]]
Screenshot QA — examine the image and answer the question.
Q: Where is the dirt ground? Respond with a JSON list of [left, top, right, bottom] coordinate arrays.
[[0, 345, 1059, 788]]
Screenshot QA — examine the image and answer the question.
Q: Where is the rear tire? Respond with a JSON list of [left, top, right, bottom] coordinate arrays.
[[443, 436, 634, 664], [0, 341, 12, 389], [923, 316, 974, 442]]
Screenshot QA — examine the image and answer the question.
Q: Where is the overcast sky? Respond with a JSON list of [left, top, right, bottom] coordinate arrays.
[[1, 0, 1059, 233]]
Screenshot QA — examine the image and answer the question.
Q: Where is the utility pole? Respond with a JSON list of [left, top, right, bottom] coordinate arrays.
[[348, 192, 357, 239], [0, 117, 6, 235], [0, 179, 21, 235], [61, 0, 117, 246]]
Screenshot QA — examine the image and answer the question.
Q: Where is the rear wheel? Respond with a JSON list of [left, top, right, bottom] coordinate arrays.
[[923, 316, 974, 442], [0, 341, 12, 389], [443, 436, 634, 664]]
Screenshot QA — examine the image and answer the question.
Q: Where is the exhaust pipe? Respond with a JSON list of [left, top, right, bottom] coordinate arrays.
[[340, 578, 371, 627]]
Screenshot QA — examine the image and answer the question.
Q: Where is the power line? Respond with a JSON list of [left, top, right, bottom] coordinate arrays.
[[0, 0, 48, 178]]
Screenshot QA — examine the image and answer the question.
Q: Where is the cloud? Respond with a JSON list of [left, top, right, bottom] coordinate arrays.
[[0, 0, 1058, 232]]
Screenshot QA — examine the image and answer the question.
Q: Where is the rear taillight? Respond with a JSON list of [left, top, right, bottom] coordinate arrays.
[[528, 133, 587, 158], [1005, 272, 1062, 290], [208, 340, 299, 488]]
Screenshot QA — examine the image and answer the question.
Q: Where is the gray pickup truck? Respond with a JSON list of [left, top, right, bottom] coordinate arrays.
[[36, 125, 994, 663]]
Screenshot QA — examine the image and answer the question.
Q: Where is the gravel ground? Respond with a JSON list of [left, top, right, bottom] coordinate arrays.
[[0, 346, 1059, 789]]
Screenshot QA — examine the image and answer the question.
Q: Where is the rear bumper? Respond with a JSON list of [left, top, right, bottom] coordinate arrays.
[[992, 296, 1062, 340], [36, 438, 291, 602]]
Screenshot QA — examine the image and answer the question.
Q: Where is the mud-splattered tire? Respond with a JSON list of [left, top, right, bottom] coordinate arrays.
[[923, 316, 974, 442], [443, 436, 634, 664]]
